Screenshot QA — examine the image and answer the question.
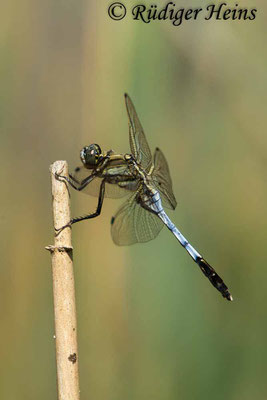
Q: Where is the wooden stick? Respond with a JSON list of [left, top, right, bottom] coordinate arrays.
[[46, 160, 80, 400]]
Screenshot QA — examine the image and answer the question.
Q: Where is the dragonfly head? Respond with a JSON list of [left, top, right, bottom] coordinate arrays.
[[80, 144, 102, 167]]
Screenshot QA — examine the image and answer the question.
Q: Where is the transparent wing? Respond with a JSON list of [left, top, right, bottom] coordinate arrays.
[[71, 166, 129, 199], [152, 148, 177, 210], [111, 193, 164, 246], [124, 93, 152, 171]]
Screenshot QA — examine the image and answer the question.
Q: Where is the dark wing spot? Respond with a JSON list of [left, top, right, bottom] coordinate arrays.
[[75, 167, 80, 172], [111, 216, 115, 225]]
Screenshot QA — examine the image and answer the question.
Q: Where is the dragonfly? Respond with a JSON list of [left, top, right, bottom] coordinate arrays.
[[56, 94, 233, 301]]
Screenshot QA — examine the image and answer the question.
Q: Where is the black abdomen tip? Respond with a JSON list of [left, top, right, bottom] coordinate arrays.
[[197, 258, 233, 301]]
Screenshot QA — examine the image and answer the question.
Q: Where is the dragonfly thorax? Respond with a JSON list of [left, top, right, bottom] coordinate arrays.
[[80, 144, 102, 167], [124, 153, 134, 162]]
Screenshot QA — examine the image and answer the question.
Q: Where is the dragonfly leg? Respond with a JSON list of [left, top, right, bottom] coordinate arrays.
[[55, 179, 106, 234], [69, 171, 80, 185], [71, 179, 106, 224], [55, 170, 96, 191]]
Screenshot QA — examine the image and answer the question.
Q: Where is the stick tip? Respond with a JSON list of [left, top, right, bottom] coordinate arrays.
[[50, 160, 68, 174]]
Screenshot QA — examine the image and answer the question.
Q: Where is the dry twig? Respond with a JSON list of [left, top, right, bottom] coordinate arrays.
[[46, 160, 80, 400]]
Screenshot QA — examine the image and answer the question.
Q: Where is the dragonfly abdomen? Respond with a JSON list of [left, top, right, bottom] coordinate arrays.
[[157, 208, 232, 301], [158, 210, 201, 261]]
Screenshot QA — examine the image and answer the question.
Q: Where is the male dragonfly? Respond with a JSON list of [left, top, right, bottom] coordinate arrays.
[[56, 94, 233, 301]]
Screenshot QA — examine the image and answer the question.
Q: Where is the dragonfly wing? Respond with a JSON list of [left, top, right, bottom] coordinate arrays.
[[152, 148, 177, 210], [72, 166, 129, 198], [111, 193, 164, 245], [124, 94, 152, 171]]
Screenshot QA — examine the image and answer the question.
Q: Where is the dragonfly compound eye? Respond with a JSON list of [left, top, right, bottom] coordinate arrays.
[[80, 144, 102, 166]]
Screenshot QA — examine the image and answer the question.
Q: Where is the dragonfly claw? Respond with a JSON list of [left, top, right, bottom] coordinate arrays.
[[54, 222, 72, 235], [54, 168, 65, 181]]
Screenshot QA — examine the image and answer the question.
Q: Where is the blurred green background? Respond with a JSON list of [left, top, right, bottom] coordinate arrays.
[[1, 0, 267, 399]]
